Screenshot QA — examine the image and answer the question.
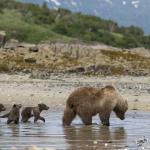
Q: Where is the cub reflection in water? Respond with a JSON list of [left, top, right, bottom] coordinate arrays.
[[63, 126, 127, 150]]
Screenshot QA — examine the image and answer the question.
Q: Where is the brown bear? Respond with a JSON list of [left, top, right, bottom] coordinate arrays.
[[63, 85, 128, 126], [21, 103, 49, 123], [0, 104, 6, 112], [0, 104, 22, 124]]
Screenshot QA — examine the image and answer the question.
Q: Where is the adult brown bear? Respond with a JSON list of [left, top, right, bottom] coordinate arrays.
[[63, 85, 128, 126]]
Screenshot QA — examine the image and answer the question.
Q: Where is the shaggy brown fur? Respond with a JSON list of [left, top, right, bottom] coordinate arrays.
[[21, 103, 49, 123], [63, 85, 128, 126], [0, 104, 6, 112], [0, 104, 22, 124]]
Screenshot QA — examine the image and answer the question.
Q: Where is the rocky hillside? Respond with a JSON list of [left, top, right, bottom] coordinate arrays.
[[0, 40, 150, 78], [1, 0, 150, 48]]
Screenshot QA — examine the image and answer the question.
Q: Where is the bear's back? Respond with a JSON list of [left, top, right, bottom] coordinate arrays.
[[67, 87, 102, 106]]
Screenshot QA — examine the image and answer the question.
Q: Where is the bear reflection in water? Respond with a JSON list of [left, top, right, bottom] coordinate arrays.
[[63, 126, 127, 150]]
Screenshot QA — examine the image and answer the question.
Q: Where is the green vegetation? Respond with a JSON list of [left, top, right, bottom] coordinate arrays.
[[0, 0, 150, 48], [101, 50, 149, 62], [101, 50, 150, 73]]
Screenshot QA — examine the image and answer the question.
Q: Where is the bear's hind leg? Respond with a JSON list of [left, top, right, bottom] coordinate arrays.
[[63, 106, 76, 126], [77, 106, 92, 125], [80, 114, 92, 125], [7, 119, 12, 124], [22, 117, 29, 123]]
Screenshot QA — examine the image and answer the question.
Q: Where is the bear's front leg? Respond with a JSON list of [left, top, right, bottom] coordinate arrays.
[[99, 112, 110, 126], [34, 117, 38, 123], [14, 118, 19, 124], [39, 116, 45, 122]]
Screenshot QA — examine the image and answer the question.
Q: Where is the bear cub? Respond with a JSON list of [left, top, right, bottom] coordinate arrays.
[[0, 104, 22, 124], [21, 103, 49, 123]]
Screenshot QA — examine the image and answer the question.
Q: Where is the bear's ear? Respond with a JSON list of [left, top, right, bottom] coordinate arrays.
[[18, 104, 22, 108], [38, 104, 41, 108], [13, 104, 16, 108]]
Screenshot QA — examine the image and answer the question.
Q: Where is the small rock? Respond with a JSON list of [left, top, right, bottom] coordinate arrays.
[[25, 146, 55, 150], [134, 99, 139, 102], [24, 55, 36, 63], [136, 136, 148, 147], [93, 140, 98, 144], [29, 46, 39, 52], [30, 70, 50, 79], [11, 147, 17, 150]]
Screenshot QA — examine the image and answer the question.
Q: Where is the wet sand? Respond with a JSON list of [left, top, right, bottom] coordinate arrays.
[[0, 109, 150, 150]]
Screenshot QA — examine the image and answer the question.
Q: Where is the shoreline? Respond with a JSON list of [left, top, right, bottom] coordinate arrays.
[[0, 73, 150, 111]]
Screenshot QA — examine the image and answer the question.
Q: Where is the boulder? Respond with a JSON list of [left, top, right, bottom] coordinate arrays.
[[30, 70, 50, 79], [95, 64, 111, 75], [67, 66, 85, 73], [85, 65, 96, 73], [29, 46, 39, 52], [18, 43, 36, 48], [24, 54, 36, 63], [4, 39, 19, 50]]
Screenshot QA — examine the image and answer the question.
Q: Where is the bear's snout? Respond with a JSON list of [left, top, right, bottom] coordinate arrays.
[[120, 116, 125, 120], [2, 107, 6, 111], [46, 106, 49, 110], [118, 114, 125, 120]]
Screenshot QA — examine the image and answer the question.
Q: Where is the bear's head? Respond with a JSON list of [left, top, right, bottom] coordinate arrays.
[[13, 104, 22, 109], [102, 85, 128, 120], [38, 103, 49, 111], [114, 99, 128, 120], [0, 104, 6, 112]]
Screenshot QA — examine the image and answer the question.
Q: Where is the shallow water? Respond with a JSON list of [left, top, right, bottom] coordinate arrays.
[[0, 109, 150, 150]]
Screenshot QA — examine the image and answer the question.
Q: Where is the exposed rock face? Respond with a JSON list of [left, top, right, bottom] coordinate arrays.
[[4, 39, 19, 50], [0, 41, 150, 76], [38, 42, 94, 58]]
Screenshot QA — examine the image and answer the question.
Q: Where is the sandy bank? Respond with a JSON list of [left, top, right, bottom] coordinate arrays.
[[0, 73, 150, 111]]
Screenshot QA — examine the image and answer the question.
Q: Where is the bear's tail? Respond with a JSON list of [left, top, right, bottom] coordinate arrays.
[[66, 97, 75, 110]]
